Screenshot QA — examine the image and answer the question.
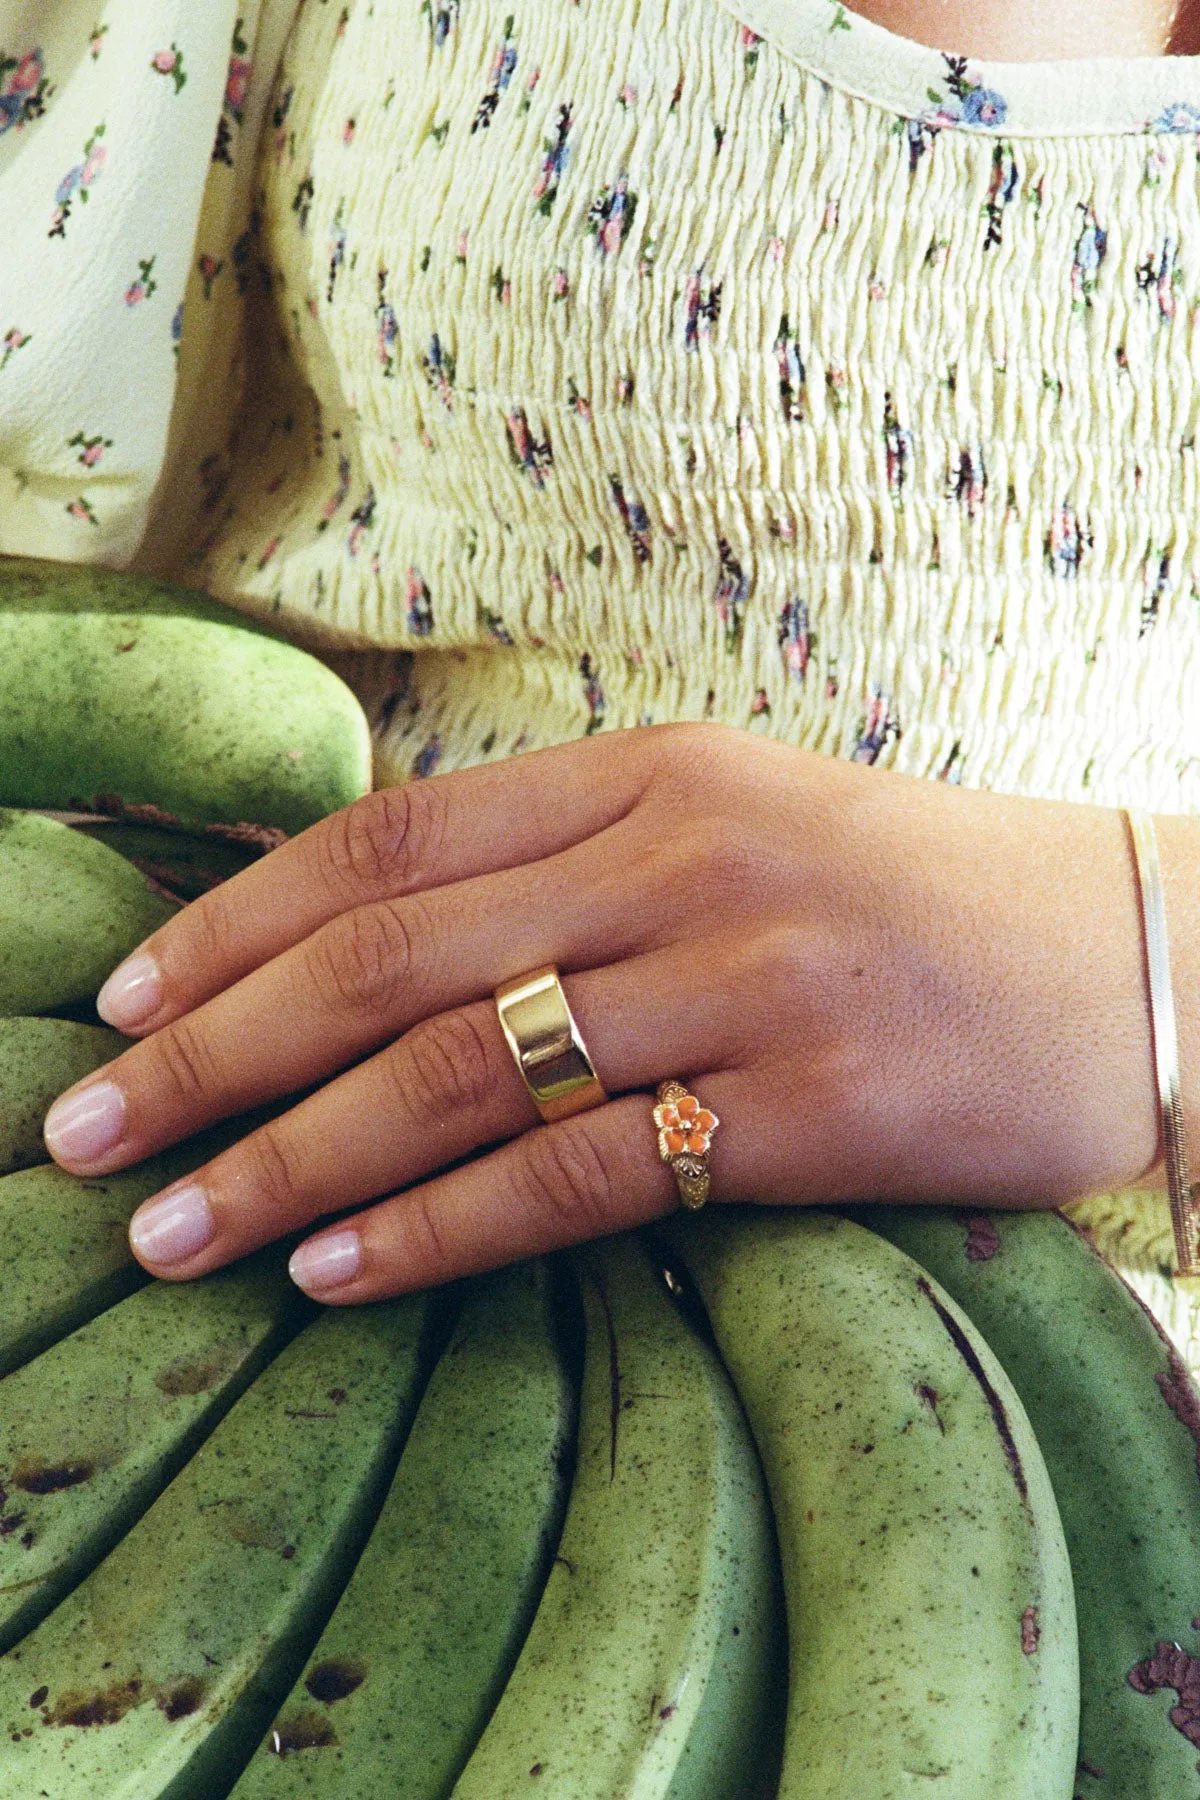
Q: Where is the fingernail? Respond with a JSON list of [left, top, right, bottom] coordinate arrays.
[[289, 1230, 362, 1295], [97, 952, 161, 1029], [130, 1184, 215, 1266], [44, 1081, 126, 1165]]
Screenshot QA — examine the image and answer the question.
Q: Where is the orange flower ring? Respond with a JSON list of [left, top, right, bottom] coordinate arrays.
[[653, 1080, 719, 1210]]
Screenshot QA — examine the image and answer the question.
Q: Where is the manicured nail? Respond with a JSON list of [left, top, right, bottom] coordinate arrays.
[[129, 1184, 215, 1266], [44, 1081, 126, 1165], [289, 1230, 362, 1295], [97, 952, 162, 1029]]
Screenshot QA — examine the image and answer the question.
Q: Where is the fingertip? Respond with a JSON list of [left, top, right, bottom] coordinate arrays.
[[97, 952, 162, 1030], [43, 1079, 127, 1168], [289, 1228, 363, 1296], [129, 1183, 215, 1268]]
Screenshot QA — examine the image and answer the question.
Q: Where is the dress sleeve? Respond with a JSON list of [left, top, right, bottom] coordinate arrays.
[[0, 1, 295, 570]]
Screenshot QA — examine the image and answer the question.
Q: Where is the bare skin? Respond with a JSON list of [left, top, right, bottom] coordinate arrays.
[[35, 724, 1200, 1302], [35, 7, 1200, 1302], [845, 0, 1200, 60]]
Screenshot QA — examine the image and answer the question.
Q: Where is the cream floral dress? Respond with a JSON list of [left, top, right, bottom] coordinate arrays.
[[2, 0, 1200, 1359]]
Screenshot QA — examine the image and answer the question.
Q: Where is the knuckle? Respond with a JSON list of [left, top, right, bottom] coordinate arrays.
[[516, 1123, 615, 1237], [154, 1015, 222, 1109], [308, 902, 417, 1017], [243, 1124, 308, 1219], [318, 783, 446, 898], [182, 885, 234, 971], [397, 1009, 498, 1125], [649, 718, 739, 794], [406, 1190, 452, 1276]]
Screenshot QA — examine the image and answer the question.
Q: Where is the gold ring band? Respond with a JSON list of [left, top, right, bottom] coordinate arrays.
[[653, 1080, 719, 1210], [494, 966, 608, 1123]]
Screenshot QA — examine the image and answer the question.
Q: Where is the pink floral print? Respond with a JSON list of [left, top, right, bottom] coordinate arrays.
[[473, 17, 517, 132], [923, 56, 1007, 130], [215, 19, 253, 165], [49, 125, 105, 239], [198, 253, 224, 300], [714, 539, 749, 651], [533, 106, 572, 216], [0, 328, 30, 372], [684, 271, 722, 350], [69, 431, 113, 468], [505, 409, 553, 486], [376, 273, 399, 376], [124, 257, 157, 306], [586, 174, 637, 255], [852, 686, 902, 763], [778, 599, 814, 684], [405, 569, 434, 635], [150, 45, 187, 95], [0, 48, 51, 133]]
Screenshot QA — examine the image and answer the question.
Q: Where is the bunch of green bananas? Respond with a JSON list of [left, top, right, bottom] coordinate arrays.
[[0, 561, 1197, 1797]]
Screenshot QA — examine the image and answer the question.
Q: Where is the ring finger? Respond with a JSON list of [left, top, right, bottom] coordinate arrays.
[[43, 830, 653, 1177], [123, 949, 739, 1281]]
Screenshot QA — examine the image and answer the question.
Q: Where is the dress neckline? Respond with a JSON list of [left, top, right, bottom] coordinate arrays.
[[716, 0, 1200, 135]]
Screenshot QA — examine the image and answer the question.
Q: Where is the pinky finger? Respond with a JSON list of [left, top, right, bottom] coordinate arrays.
[[287, 1094, 682, 1302]]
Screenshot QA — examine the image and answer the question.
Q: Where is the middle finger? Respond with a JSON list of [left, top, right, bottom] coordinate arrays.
[[44, 833, 653, 1177], [122, 947, 734, 1278]]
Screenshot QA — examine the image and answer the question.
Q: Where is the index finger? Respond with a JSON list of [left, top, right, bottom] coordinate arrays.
[[93, 731, 656, 1034]]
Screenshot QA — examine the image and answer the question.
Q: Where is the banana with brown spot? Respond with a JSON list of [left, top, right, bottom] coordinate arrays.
[[863, 1203, 1200, 1799], [662, 1208, 1079, 1799]]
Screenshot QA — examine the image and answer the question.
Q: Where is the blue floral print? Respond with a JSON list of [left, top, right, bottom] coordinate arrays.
[[533, 104, 572, 216], [923, 56, 1007, 130], [778, 598, 814, 684], [609, 475, 652, 563], [473, 17, 517, 131], [713, 538, 749, 652], [405, 568, 434, 635], [586, 175, 637, 256], [49, 125, 105, 240], [852, 686, 902, 763], [1152, 102, 1200, 133]]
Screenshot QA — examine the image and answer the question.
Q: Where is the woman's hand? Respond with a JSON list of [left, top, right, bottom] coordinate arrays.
[[41, 721, 1165, 1302]]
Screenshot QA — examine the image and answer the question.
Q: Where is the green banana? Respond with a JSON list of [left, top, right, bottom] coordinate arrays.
[[451, 1233, 784, 1800], [0, 1017, 129, 1172], [228, 1260, 575, 1799], [860, 1203, 1200, 1800], [0, 1294, 437, 1799], [0, 1123, 254, 1378], [0, 557, 372, 834], [0, 810, 175, 1015], [662, 1208, 1079, 1798], [0, 1249, 304, 1655]]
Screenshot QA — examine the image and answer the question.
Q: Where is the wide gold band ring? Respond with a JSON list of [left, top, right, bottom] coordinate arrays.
[[494, 966, 608, 1123]]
